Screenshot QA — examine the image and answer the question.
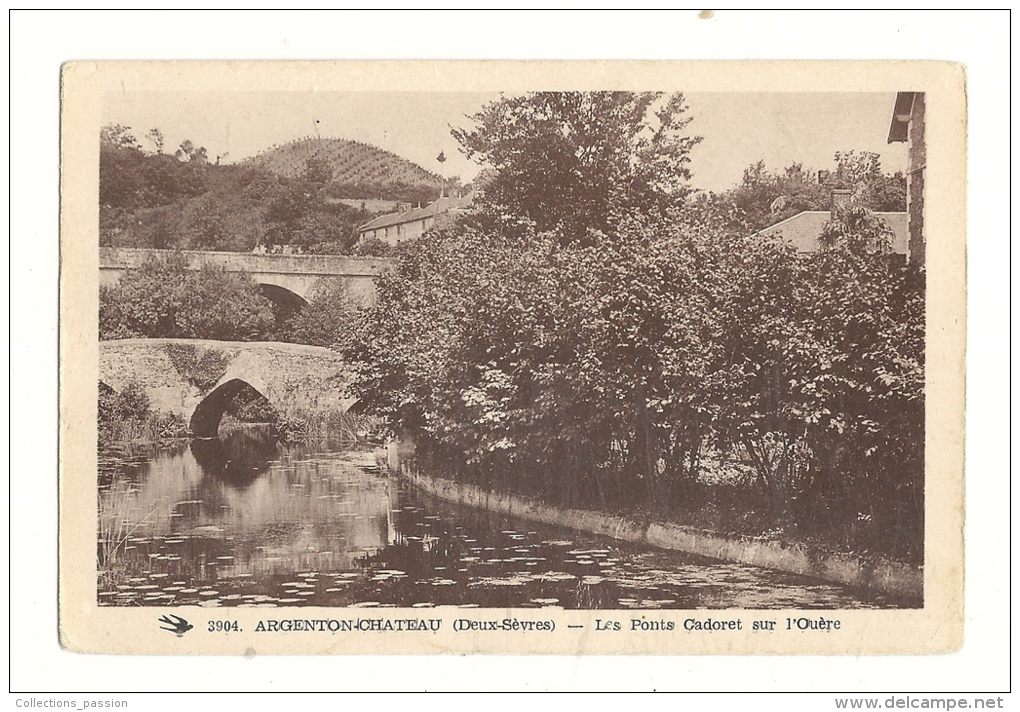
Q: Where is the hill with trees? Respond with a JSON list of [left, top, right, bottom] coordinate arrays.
[[99, 127, 451, 254]]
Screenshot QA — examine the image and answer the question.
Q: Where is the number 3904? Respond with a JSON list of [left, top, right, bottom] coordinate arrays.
[[208, 620, 241, 632]]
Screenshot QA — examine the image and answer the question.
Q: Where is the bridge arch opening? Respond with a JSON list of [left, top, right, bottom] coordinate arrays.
[[258, 283, 308, 330], [189, 378, 280, 438]]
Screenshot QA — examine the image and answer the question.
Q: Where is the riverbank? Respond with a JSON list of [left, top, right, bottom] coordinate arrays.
[[398, 468, 923, 605]]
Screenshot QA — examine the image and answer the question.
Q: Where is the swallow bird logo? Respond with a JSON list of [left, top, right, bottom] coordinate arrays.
[[158, 614, 194, 637]]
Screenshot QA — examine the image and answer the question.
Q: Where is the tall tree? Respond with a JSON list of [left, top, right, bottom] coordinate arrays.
[[452, 91, 702, 243]]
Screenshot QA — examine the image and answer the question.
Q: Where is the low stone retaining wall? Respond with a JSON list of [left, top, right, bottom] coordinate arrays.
[[403, 470, 923, 604]]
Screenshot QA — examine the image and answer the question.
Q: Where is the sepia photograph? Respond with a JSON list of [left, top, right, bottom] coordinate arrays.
[[94, 89, 926, 613], [56, 59, 966, 657]]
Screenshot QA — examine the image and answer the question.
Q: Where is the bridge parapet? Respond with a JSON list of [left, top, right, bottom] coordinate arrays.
[[99, 247, 393, 276], [99, 247, 395, 305]]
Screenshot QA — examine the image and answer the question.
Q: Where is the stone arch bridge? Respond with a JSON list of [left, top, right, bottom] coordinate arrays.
[[99, 247, 394, 312], [99, 338, 358, 437]]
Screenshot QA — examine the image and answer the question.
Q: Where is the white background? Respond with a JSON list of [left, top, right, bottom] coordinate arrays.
[[8, 10, 1010, 695]]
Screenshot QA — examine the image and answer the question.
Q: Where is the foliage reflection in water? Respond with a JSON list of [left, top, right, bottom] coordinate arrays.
[[98, 428, 893, 609]]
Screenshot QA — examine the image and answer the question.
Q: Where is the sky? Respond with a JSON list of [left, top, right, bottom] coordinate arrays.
[[103, 91, 907, 193]]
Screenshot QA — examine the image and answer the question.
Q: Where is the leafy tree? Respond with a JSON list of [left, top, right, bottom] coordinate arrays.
[[452, 91, 702, 243], [285, 279, 355, 347], [265, 183, 314, 236], [818, 196, 895, 255], [101, 124, 140, 150], [818, 152, 901, 256], [791, 252, 923, 552], [303, 156, 334, 184], [100, 125, 146, 212], [146, 127, 165, 154], [868, 172, 907, 213], [831, 150, 905, 212], [175, 139, 208, 164], [469, 166, 498, 193]]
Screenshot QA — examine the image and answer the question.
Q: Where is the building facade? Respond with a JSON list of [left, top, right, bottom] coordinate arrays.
[[357, 194, 474, 247], [888, 92, 926, 267]]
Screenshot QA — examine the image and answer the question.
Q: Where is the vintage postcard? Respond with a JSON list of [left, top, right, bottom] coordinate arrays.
[[59, 61, 966, 655]]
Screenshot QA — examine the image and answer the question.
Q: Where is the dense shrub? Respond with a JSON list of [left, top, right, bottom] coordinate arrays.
[[99, 252, 275, 341], [342, 91, 925, 560], [98, 381, 187, 445], [352, 237, 393, 257]]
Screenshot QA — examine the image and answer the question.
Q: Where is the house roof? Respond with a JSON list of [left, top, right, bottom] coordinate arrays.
[[357, 194, 474, 233], [757, 211, 909, 254], [887, 91, 917, 144]]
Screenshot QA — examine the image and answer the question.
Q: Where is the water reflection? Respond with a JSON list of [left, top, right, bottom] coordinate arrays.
[[190, 431, 279, 489], [98, 429, 895, 609]]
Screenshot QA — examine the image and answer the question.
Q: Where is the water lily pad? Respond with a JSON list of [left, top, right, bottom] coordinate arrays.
[[534, 571, 576, 582]]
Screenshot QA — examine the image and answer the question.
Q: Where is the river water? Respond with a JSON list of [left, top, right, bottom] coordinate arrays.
[[98, 428, 893, 609]]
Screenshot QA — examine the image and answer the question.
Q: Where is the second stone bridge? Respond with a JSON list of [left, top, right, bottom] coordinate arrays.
[[99, 247, 394, 311]]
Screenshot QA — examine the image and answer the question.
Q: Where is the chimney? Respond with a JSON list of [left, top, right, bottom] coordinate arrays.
[[832, 188, 852, 208]]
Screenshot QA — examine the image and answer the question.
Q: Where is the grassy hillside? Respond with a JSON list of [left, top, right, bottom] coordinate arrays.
[[244, 137, 445, 203]]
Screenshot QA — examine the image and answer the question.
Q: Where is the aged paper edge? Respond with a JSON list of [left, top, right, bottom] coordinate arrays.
[[58, 60, 966, 655]]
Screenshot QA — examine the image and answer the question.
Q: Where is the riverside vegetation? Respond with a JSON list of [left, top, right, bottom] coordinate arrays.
[[341, 92, 923, 564], [98, 92, 921, 564]]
